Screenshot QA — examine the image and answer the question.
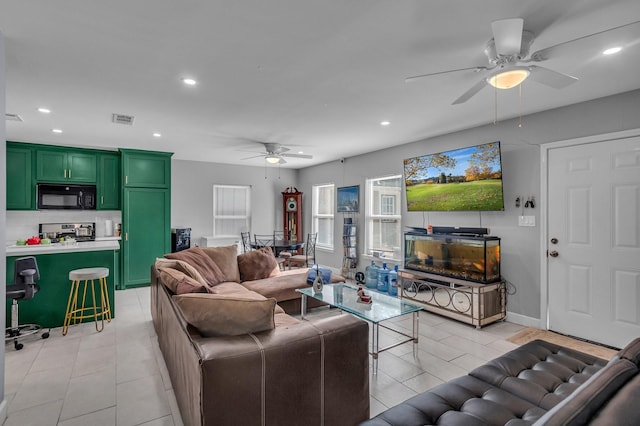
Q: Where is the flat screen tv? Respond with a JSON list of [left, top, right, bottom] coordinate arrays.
[[403, 141, 504, 211]]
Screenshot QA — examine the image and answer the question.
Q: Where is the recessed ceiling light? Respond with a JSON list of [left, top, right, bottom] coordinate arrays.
[[380, 121, 391, 126], [153, 132, 162, 138], [52, 128, 63, 134], [182, 78, 197, 85], [603, 46, 622, 55], [37, 107, 51, 114], [298, 151, 304, 154]]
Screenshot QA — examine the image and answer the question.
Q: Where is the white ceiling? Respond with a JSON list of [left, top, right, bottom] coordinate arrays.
[[2, 0, 640, 168]]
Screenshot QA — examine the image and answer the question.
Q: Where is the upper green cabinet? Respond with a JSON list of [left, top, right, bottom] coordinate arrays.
[[120, 149, 172, 188], [36, 149, 97, 183], [6, 144, 35, 210], [98, 153, 120, 210]]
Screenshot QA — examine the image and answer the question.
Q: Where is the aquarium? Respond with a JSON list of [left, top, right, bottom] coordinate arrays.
[[404, 232, 500, 283]]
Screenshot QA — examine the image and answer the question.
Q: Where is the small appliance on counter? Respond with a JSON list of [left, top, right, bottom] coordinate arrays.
[[171, 228, 191, 252], [39, 222, 96, 243]]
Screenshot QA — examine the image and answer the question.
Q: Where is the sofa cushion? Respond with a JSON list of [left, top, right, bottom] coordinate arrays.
[[201, 245, 241, 283], [174, 293, 277, 337], [155, 257, 207, 285], [165, 247, 226, 287], [237, 247, 280, 281], [157, 267, 209, 294], [242, 268, 345, 303]]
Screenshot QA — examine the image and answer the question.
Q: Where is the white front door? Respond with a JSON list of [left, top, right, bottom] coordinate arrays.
[[547, 135, 640, 348]]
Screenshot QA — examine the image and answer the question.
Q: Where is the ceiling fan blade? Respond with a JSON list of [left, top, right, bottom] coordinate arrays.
[[277, 157, 287, 164], [452, 78, 489, 105], [492, 18, 524, 56], [528, 65, 578, 89], [530, 19, 640, 62], [240, 154, 266, 160], [405, 66, 488, 82], [275, 146, 290, 154], [281, 153, 313, 159]]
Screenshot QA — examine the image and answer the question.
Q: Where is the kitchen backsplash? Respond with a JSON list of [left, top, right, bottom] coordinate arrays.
[[6, 210, 122, 243]]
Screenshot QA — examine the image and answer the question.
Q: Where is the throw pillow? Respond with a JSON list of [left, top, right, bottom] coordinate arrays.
[[155, 257, 207, 285], [157, 267, 209, 294], [173, 293, 276, 337], [201, 245, 241, 283], [165, 247, 226, 287], [237, 246, 280, 282]]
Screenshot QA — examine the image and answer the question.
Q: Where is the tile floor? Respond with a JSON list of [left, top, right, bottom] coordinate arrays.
[[3, 286, 525, 425]]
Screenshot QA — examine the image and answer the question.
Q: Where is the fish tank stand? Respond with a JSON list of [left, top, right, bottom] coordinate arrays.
[[398, 269, 506, 329]]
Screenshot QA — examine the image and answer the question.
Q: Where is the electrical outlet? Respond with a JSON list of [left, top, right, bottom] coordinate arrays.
[[518, 215, 536, 227]]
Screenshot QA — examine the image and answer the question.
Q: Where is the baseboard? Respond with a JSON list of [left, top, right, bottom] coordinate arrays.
[[0, 397, 7, 425], [506, 311, 543, 329]]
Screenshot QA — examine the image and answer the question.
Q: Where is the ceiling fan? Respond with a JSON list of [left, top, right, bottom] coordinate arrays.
[[241, 142, 313, 164], [406, 18, 640, 104]]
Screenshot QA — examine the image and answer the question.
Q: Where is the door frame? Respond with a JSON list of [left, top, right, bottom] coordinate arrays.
[[540, 127, 640, 331]]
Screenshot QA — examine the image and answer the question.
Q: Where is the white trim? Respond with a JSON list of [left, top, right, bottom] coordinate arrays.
[[0, 398, 7, 425], [539, 128, 640, 333], [505, 311, 544, 329]]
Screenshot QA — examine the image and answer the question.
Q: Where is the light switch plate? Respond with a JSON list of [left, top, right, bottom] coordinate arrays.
[[518, 215, 536, 227]]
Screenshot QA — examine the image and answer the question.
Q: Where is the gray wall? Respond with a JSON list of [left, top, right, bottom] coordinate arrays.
[[298, 89, 640, 321], [171, 160, 298, 247]]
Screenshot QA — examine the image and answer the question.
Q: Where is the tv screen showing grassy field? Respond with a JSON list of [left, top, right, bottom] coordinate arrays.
[[404, 142, 504, 211]]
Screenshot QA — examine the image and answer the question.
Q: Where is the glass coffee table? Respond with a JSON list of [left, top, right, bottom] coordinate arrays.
[[297, 283, 422, 373]]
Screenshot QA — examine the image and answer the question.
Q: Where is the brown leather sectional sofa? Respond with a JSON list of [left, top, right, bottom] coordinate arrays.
[[150, 245, 370, 426], [361, 337, 640, 425]]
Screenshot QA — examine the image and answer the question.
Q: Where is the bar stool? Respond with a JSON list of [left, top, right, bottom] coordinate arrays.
[[62, 267, 111, 336]]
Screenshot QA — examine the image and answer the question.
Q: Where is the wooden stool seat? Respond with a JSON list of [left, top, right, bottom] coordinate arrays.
[[63, 267, 112, 336]]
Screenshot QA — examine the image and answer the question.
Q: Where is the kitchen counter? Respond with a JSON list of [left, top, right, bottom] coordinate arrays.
[[6, 240, 120, 256]]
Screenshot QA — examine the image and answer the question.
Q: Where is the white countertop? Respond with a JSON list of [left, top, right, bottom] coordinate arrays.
[[6, 240, 120, 256]]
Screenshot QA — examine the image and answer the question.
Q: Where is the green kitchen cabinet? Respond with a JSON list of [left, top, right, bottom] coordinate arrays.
[[5, 248, 118, 328], [120, 148, 171, 188], [6, 144, 35, 210], [36, 149, 97, 183], [98, 153, 120, 209], [122, 187, 171, 288]]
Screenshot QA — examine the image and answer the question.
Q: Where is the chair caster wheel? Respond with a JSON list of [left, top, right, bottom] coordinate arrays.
[[42, 332, 50, 339], [14, 342, 23, 350]]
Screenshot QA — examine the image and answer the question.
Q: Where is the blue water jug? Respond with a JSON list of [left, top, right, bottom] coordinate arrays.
[[388, 264, 399, 296], [377, 262, 390, 292], [365, 261, 379, 289]]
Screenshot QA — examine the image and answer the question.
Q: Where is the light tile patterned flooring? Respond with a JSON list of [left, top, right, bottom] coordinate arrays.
[[3, 287, 525, 425]]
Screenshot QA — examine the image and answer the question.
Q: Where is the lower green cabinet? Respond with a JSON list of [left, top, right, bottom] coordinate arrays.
[[5, 249, 118, 329], [122, 188, 171, 288]]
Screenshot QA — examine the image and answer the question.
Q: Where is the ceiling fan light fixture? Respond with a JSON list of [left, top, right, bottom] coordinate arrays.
[[265, 155, 280, 164], [488, 68, 530, 89]]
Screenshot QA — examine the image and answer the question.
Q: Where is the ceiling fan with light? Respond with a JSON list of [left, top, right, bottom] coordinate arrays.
[[406, 18, 640, 104], [241, 142, 313, 164]]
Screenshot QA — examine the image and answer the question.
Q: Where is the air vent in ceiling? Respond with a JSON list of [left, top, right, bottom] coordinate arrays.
[[112, 113, 134, 125], [5, 113, 24, 122]]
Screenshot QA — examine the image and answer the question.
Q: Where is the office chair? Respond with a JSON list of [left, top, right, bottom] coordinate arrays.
[[5, 256, 50, 350]]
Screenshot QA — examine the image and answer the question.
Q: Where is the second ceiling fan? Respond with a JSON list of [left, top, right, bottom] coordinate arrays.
[[406, 18, 639, 104]]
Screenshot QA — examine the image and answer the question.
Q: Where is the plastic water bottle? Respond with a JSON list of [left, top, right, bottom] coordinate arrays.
[[388, 265, 399, 297], [365, 261, 379, 289], [377, 262, 390, 292]]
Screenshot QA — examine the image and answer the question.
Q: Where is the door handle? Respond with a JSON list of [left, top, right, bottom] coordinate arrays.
[[68, 169, 71, 178], [101, 196, 104, 205], [64, 169, 67, 178], [125, 233, 128, 241], [549, 250, 559, 258]]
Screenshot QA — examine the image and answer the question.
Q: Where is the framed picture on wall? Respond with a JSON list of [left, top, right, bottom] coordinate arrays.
[[337, 185, 359, 212]]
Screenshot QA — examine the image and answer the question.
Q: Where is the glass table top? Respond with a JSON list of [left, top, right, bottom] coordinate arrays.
[[297, 283, 422, 324]]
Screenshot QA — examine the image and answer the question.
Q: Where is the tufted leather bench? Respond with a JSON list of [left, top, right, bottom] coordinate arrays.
[[361, 338, 640, 426]]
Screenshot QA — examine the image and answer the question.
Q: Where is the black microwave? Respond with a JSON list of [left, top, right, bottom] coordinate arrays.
[[37, 183, 97, 210]]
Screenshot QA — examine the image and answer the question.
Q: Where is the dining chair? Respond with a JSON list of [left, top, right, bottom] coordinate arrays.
[[253, 234, 274, 249], [288, 233, 317, 269], [273, 230, 290, 270], [240, 232, 252, 253]]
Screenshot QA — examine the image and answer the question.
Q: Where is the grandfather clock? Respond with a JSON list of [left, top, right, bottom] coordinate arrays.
[[282, 187, 303, 241]]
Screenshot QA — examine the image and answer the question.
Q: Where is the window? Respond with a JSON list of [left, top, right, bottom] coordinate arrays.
[[365, 175, 402, 260], [213, 185, 251, 238], [312, 184, 334, 250]]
